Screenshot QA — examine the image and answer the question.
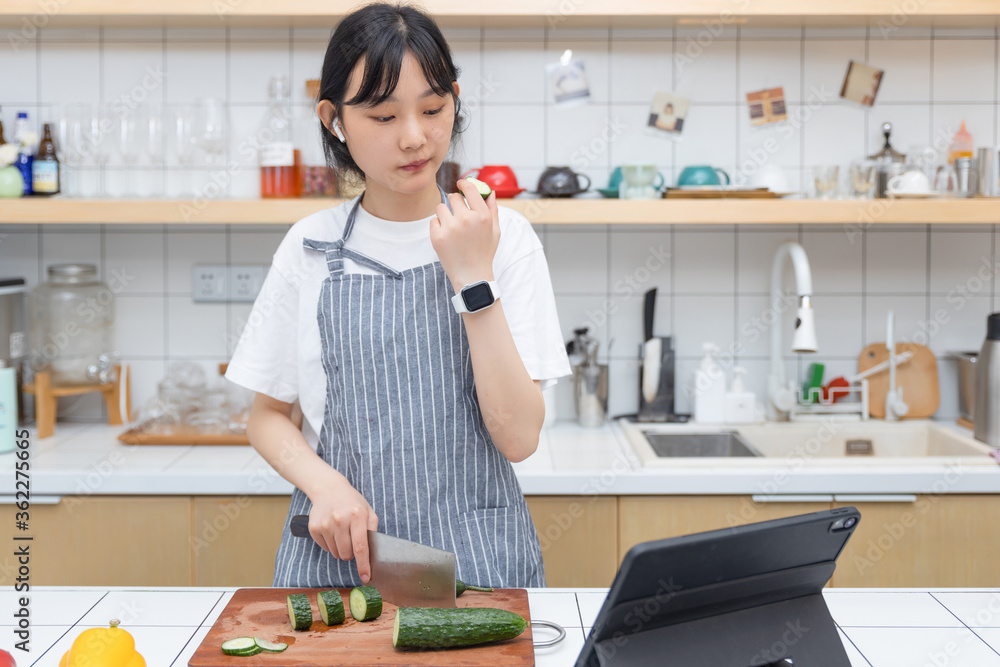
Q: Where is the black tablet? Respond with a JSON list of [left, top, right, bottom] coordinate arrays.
[[575, 506, 861, 667]]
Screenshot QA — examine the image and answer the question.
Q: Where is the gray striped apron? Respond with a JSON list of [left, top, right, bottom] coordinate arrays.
[[272, 187, 545, 589]]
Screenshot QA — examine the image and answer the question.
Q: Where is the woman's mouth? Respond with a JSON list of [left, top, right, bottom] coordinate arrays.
[[400, 158, 430, 172]]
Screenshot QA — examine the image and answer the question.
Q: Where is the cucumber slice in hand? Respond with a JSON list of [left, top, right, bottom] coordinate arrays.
[[463, 176, 493, 200], [349, 585, 383, 621]]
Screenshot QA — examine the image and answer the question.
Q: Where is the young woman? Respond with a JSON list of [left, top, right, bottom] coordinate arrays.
[[225, 3, 570, 589]]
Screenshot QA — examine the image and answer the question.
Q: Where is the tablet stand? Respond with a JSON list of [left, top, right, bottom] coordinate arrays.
[[591, 562, 850, 667]]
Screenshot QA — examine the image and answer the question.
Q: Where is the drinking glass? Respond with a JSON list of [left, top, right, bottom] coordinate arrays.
[[813, 165, 840, 199], [142, 106, 165, 197], [934, 164, 957, 196], [172, 106, 199, 197], [194, 97, 226, 166], [85, 105, 113, 197], [906, 144, 937, 182], [54, 104, 88, 197], [849, 159, 876, 199], [117, 111, 142, 197]]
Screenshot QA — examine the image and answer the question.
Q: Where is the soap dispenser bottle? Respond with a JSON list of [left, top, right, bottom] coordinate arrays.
[[693, 343, 726, 423], [725, 367, 757, 424]]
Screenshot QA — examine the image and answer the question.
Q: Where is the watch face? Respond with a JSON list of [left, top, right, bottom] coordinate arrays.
[[461, 282, 495, 311]]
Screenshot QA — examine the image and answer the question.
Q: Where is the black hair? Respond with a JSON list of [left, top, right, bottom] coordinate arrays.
[[318, 3, 463, 180]]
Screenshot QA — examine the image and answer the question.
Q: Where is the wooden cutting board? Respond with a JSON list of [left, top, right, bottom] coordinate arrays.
[[858, 342, 940, 419], [188, 587, 534, 666]]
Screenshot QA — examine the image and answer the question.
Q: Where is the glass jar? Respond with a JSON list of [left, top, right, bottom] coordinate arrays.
[[28, 264, 116, 385]]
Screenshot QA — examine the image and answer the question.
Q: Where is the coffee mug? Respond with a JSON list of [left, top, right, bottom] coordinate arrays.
[[462, 165, 519, 191], [619, 164, 664, 200], [678, 165, 731, 187], [888, 169, 931, 195], [537, 166, 591, 197]]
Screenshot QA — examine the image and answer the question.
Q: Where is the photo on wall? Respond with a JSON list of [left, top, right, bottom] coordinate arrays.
[[547, 49, 591, 106], [746, 87, 788, 126], [840, 61, 884, 107], [646, 92, 690, 137]]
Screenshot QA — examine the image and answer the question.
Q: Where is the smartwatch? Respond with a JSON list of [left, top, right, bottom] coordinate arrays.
[[452, 280, 500, 314]]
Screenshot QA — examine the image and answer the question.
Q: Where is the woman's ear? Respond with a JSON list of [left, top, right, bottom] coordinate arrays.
[[452, 81, 460, 98], [316, 99, 337, 135]]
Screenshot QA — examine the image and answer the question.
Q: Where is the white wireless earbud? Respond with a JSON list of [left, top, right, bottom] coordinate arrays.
[[332, 118, 346, 143]]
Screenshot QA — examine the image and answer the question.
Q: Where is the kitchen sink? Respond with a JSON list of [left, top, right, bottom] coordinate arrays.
[[620, 419, 997, 468], [642, 431, 762, 458]]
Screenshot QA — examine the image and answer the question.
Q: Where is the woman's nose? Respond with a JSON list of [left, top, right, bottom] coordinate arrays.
[[398, 115, 427, 149]]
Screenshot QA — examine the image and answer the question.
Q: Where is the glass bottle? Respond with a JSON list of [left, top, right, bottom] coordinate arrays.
[[28, 264, 116, 385], [32, 123, 60, 196], [13, 112, 33, 196], [948, 120, 973, 165], [260, 76, 302, 198]]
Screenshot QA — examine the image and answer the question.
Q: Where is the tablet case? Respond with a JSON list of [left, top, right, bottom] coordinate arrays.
[[576, 507, 861, 667]]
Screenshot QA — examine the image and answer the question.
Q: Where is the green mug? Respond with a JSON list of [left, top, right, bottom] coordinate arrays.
[[677, 165, 731, 187]]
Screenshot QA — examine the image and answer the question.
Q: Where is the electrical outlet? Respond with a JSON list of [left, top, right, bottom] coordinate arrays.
[[193, 265, 228, 302], [229, 265, 266, 302]]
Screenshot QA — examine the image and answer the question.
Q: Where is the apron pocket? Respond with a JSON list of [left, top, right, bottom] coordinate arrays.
[[457, 506, 528, 587]]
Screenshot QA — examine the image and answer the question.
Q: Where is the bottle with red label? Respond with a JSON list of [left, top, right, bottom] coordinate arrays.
[[260, 76, 301, 198]]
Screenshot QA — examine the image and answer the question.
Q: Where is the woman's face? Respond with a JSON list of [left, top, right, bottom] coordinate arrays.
[[338, 50, 457, 196]]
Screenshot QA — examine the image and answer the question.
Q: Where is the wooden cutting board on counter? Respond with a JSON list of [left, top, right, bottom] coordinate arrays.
[[858, 342, 939, 419], [188, 587, 534, 666]]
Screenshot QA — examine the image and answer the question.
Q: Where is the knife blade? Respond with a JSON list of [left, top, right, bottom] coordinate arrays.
[[289, 515, 457, 608]]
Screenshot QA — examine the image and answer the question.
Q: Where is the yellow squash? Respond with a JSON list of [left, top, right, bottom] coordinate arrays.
[[59, 619, 145, 667]]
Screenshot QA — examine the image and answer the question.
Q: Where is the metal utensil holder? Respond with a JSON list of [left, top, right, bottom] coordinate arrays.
[[789, 379, 869, 421]]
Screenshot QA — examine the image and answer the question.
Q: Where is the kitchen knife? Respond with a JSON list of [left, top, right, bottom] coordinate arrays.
[[641, 288, 661, 404], [290, 515, 457, 608]]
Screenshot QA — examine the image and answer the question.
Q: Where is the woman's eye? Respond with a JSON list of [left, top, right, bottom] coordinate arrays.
[[425, 107, 444, 116], [374, 116, 394, 123]]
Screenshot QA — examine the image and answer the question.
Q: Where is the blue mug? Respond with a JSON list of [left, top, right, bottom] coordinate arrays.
[[677, 165, 731, 187]]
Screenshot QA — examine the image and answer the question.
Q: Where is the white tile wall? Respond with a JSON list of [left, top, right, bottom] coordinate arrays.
[[4, 26, 1000, 424]]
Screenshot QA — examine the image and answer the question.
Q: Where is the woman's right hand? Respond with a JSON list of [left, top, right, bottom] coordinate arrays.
[[307, 477, 380, 583]]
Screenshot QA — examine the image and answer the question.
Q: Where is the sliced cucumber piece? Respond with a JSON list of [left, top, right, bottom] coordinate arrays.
[[349, 585, 383, 622], [253, 636, 288, 652], [287, 593, 313, 631], [317, 590, 345, 626], [463, 176, 493, 200], [222, 636, 263, 655]]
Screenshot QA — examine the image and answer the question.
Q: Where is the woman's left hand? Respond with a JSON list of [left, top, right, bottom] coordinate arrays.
[[430, 179, 500, 293]]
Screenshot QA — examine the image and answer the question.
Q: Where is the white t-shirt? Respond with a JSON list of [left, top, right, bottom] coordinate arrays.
[[225, 197, 572, 450]]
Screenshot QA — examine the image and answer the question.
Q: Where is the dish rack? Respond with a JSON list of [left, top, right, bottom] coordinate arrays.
[[789, 379, 870, 421]]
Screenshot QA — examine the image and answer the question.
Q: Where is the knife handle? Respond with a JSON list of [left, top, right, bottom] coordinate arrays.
[[290, 514, 311, 538]]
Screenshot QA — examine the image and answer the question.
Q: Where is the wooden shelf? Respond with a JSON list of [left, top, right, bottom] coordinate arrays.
[[1, 0, 998, 27], [1, 197, 997, 225]]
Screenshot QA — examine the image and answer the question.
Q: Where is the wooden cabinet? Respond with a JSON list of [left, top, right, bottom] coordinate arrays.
[[526, 496, 618, 589], [4, 493, 996, 588], [0, 497, 192, 587], [832, 496, 1000, 588], [192, 496, 290, 587]]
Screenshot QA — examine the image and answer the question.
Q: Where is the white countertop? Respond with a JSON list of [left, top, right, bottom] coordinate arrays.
[[4, 586, 1000, 666], [4, 419, 999, 497]]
